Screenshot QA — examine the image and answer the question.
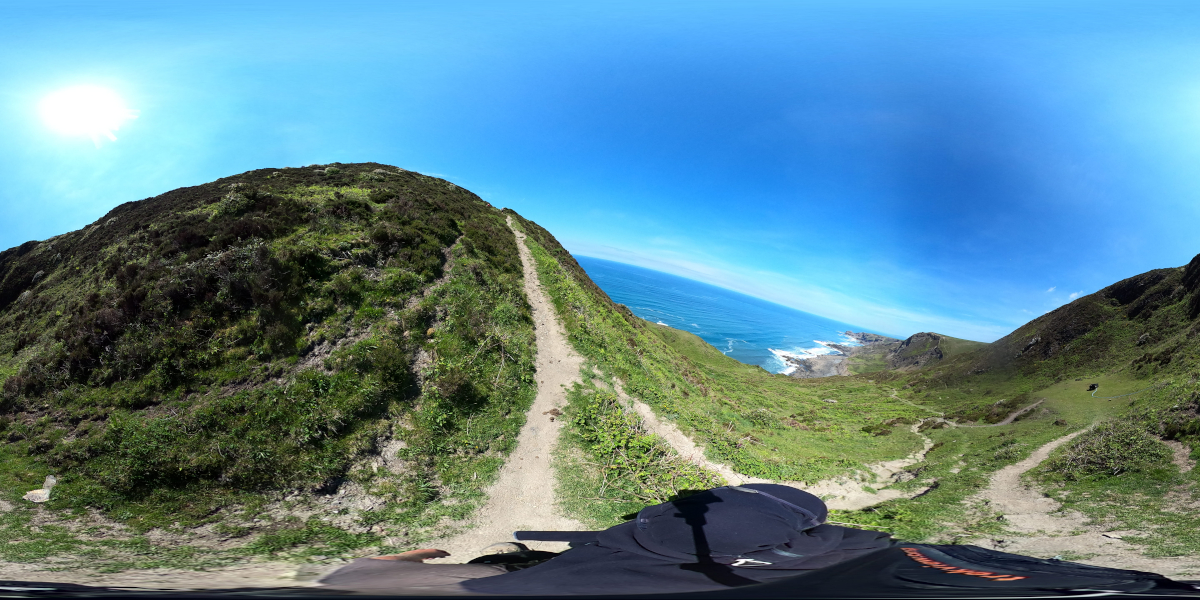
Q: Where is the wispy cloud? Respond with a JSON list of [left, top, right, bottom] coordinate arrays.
[[1046, 286, 1056, 293], [1068, 290, 1083, 300]]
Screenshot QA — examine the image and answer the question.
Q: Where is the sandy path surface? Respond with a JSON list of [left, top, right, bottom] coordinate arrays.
[[0, 560, 316, 591], [610, 381, 936, 510], [614, 381, 771, 488], [968, 430, 1200, 578], [424, 217, 587, 562]]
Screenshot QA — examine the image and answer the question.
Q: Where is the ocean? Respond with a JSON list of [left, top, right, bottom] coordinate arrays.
[[575, 256, 886, 375]]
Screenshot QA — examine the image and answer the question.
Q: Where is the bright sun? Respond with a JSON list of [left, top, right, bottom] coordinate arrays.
[[39, 85, 138, 146]]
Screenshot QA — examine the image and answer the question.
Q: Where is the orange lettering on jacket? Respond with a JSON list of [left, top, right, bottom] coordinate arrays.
[[901, 547, 1027, 582]]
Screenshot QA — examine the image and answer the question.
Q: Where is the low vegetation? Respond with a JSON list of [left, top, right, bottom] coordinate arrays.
[[507, 213, 928, 525], [827, 261, 1200, 560], [517, 203, 1200, 561], [0, 164, 536, 562], [1042, 420, 1173, 480], [555, 377, 722, 526]]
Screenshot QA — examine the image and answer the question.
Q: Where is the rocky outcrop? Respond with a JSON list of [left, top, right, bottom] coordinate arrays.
[[889, 332, 946, 370], [785, 330, 987, 379], [844, 331, 895, 344], [786, 354, 850, 378], [785, 332, 899, 379]]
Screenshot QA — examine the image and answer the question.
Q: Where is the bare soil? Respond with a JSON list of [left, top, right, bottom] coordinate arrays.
[[1164, 440, 1197, 473], [966, 430, 1200, 578], [0, 560, 315, 591], [956, 399, 1044, 428], [423, 218, 588, 562]]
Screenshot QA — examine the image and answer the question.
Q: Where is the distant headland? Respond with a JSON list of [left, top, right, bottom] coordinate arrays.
[[781, 331, 898, 378], [783, 331, 989, 378]]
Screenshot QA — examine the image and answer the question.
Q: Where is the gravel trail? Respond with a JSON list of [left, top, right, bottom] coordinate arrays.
[[424, 217, 587, 562], [610, 382, 937, 510], [969, 430, 1200, 578]]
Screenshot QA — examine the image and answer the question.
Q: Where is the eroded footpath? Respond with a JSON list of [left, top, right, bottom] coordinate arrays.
[[424, 218, 588, 561], [608, 380, 937, 511], [968, 430, 1200, 578]]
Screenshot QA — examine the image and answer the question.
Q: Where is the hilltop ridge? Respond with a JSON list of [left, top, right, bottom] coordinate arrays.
[[904, 259, 1200, 405], [1, 164, 931, 577]]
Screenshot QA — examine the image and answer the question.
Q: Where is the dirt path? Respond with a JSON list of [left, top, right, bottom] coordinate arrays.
[[888, 388, 1042, 428], [968, 430, 1200, 578], [888, 388, 945, 416], [609, 381, 936, 510], [804, 422, 936, 510], [956, 399, 1044, 428], [613, 381, 771, 488], [1164, 439, 1197, 474], [424, 218, 587, 562], [0, 560, 315, 591]]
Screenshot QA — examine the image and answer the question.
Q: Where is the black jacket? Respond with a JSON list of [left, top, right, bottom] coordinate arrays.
[[462, 485, 892, 596]]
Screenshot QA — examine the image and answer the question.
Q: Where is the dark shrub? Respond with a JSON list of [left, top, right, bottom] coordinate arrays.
[[1044, 420, 1172, 479]]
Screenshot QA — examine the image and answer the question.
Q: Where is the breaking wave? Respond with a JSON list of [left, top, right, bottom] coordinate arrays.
[[577, 256, 885, 374]]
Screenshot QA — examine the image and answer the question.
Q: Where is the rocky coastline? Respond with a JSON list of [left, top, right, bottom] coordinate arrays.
[[783, 331, 899, 379]]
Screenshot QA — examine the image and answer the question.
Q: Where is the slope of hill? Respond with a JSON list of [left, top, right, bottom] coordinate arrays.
[[508, 214, 940, 524], [506, 220, 1200, 574], [0, 165, 936, 573], [838, 331, 989, 374], [0, 163, 539, 560], [901, 260, 1200, 423], [837, 257, 1200, 567]]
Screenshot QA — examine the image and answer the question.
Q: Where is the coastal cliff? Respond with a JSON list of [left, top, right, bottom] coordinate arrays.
[[784, 331, 987, 378], [782, 331, 899, 378]]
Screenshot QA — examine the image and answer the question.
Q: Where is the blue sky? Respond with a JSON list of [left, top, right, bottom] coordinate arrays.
[[3, 1, 1200, 342]]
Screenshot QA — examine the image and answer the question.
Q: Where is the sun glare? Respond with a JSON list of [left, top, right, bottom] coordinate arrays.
[[39, 85, 138, 146]]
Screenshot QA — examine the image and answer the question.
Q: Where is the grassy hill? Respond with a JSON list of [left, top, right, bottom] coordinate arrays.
[[508, 214, 936, 524], [513, 214, 1200, 558], [0, 164, 935, 567], [0, 163, 540, 564], [835, 258, 1200, 557], [845, 331, 989, 374], [899, 261, 1200, 425]]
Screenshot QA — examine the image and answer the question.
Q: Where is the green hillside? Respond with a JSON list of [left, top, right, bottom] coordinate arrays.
[[845, 331, 990, 374], [510, 215, 1200, 557], [836, 260, 1200, 556], [934, 333, 990, 358], [902, 262, 1200, 422], [892, 331, 989, 362], [507, 214, 931, 524], [0, 165, 938, 568], [0, 164, 539, 563]]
